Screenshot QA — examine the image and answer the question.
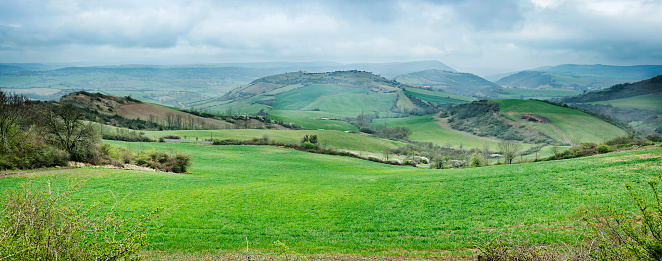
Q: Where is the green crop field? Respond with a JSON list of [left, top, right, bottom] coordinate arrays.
[[495, 99, 627, 144], [373, 115, 506, 149], [141, 129, 403, 153], [402, 87, 476, 103], [267, 110, 359, 132], [589, 93, 662, 110], [2, 142, 660, 258], [497, 88, 582, 99]]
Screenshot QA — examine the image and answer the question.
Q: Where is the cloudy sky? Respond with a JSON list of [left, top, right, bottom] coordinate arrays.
[[1, 0, 661, 74]]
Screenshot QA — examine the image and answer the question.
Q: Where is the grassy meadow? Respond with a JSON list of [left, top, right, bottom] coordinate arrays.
[[140, 129, 403, 153], [2, 142, 660, 257], [373, 115, 505, 149], [588, 93, 662, 110], [497, 88, 582, 100], [495, 99, 628, 144]]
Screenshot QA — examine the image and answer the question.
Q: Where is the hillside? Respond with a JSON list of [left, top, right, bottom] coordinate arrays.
[[495, 99, 628, 144], [561, 74, 662, 103], [560, 74, 662, 134], [496, 64, 662, 91], [395, 69, 503, 97], [60, 91, 232, 129], [441, 99, 627, 144], [208, 71, 447, 117], [0, 61, 454, 106]]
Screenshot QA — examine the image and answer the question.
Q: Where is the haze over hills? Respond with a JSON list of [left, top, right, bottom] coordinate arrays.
[[495, 64, 662, 91], [394, 69, 503, 97], [0, 60, 455, 106]]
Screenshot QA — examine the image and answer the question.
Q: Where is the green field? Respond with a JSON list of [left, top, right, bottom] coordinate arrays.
[[2, 142, 660, 257], [495, 99, 628, 144], [267, 110, 359, 132], [141, 129, 403, 153], [373, 115, 506, 149], [589, 93, 662, 110], [403, 87, 476, 103], [497, 88, 582, 100]]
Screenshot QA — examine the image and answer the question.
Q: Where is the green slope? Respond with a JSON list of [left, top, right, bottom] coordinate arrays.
[[395, 69, 502, 97], [2, 143, 659, 256], [142, 129, 403, 153], [496, 65, 662, 91], [202, 71, 439, 118], [495, 99, 627, 143], [589, 93, 662, 110], [373, 115, 503, 149]]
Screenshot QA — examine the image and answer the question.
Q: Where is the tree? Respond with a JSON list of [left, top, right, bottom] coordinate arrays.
[[498, 140, 522, 164], [43, 104, 100, 162], [0, 91, 30, 152]]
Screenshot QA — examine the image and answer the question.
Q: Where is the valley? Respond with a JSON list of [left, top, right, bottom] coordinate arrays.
[[1, 61, 661, 260]]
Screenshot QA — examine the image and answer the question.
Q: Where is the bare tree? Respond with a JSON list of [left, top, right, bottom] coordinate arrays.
[[43, 104, 100, 161], [0, 91, 30, 152], [498, 140, 523, 164]]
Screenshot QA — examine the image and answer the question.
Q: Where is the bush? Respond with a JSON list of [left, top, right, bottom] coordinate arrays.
[[301, 142, 317, 150], [0, 181, 160, 260], [647, 133, 662, 142], [161, 135, 181, 140], [469, 152, 484, 167], [135, 149, 191, 173], [597, 144, 611, 154]]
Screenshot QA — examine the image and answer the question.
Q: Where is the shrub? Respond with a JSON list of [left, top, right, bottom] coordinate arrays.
[[596, 144, 611, 154], [0, 181, 160, 260], [469, 152, 484, 167], [135, 149, 191, 173], [646, 133, 662, 142], [161, 135, 181, 140], [301, 142, 317, 150]]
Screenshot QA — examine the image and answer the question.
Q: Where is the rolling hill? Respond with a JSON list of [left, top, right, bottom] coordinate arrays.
[[206, 70, 464, 117], [496, 64, 662, 91], [560, 74, 662, 133], [494, 99, 628, 144], [0, 61, 455, 106], [394, 69, 503, 97]]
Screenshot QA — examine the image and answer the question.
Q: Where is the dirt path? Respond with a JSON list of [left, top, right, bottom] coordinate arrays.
[[550, 124, 572, 144]]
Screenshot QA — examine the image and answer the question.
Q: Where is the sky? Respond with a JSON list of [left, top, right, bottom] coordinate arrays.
[[1, 0, 661, 75]]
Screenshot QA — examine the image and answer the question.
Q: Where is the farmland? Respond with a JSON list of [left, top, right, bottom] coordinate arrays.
[[2, 142, 660, 258], [589, 93, 662, 110], [495, 99, 628, 144]]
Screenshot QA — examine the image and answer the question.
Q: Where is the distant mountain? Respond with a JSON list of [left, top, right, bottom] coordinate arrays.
[[495, 64, 662, 91], [342, 61, 456, 78], [0, 61, 453, 106], [0, 63, 64, 72], [213, 70, 457, 117], [394, 69, 503, 97]]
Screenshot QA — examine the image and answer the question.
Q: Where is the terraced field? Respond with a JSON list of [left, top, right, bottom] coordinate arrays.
[[2, 142, 660, 258]]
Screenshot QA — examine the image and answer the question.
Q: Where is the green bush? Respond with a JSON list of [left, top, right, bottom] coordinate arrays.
[[301, 142, 317, 150], [0, 181, 160, 260], [596, 144, 611, 154], [135, 149, 191, 173], [469, 152, 484, 167], [161, 135, 181, 140]]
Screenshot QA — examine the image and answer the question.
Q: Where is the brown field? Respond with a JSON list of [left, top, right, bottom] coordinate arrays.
[[116, 103, 232, 128]]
